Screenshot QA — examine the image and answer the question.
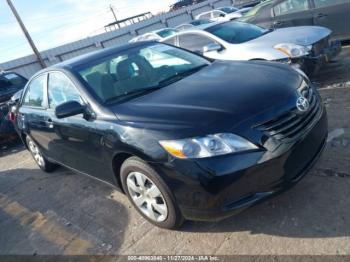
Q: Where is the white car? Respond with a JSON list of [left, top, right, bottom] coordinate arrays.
[[162, 21, 341, 74], [129, 28, 178, 43], [195, 6, 244, 22]]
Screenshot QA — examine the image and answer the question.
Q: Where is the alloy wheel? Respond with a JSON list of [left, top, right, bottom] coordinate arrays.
[[126, 171, 168, 222], [28, 140, 44, 167]]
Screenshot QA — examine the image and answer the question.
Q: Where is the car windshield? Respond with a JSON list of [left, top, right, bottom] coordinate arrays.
[[0, 73, 27, 91], [205, 21, 269, 44], [77, 43, 210, 105], [218, 7, 239, 14], [156, 29, 178, 38]]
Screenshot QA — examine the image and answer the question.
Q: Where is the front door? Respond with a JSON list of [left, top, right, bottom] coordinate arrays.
[[45, 71, 112, 182], [312, 0, 350, 40], [272, 0, 314, 28]]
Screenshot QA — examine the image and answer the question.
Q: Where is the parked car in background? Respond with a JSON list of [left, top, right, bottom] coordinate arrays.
[[235, 0, 263, 8], [162, 21, 341, 74], [195, 7, 243, 22], [129, 28, 179, 43], [239, 0, 350, 41], [0, 71, 27, 144], [14, 42, 328, 229], [170, 0, 206, 11], [8, 89, 23, 125], [175, 19, 213, 31]]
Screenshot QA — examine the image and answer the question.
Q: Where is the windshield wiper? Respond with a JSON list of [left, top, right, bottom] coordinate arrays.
[[104, 64, 208, 105], [104, 86, 163, 104], [262, 29, 273, 35], [157, 64, 208, 87]]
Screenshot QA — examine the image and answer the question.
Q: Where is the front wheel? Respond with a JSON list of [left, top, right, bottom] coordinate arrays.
[[26, 136, 57, 173], [120, 157, 184, 229]]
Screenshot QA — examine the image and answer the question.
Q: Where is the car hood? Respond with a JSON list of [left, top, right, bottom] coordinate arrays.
[[110, 61, 302, 136], [250, 26, 331, 46]]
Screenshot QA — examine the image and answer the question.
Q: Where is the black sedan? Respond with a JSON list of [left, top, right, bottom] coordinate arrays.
[[0, 71, 27, 144], [14, 42, 327, 229]]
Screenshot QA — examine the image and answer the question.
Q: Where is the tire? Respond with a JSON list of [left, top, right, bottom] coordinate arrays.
[[120, 156, 184, 229], [26, 136, 57, 173]]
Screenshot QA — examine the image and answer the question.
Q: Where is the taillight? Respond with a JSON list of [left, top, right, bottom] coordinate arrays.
[[9, 112, 16, 122]]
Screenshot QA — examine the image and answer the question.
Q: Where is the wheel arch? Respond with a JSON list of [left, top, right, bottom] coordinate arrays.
[[111, 147, 164, 193], [112, 152, 134, 193]]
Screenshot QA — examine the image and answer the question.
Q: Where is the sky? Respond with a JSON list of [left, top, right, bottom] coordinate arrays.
[[0, 0, 177, 64]]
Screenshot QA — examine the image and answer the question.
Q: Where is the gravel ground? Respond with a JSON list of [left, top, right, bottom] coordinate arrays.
[[0, 47, 349, 256]]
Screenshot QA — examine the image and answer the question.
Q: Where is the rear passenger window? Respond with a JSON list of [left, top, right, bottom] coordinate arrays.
[[274, 0, 309, 16], [48, 72, 82, 109], [23, 74, 46, 108], [179, 34, 217, 53], [314, 0, 349, 8]]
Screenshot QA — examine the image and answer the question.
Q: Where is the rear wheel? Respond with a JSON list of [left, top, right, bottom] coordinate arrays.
[[26, 136, 57, 172], [120, 157, 184, 229]]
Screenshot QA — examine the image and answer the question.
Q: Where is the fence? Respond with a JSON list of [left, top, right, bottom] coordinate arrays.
[[0, 0, 256, 78]]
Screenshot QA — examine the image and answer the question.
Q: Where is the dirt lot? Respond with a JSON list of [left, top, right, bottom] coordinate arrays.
[[0, 47, 349, 256]]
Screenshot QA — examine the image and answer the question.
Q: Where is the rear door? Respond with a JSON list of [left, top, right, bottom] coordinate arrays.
[[312, 0, 350, 40], [18, 74, 52, 155], [272, 0, 314, 28]]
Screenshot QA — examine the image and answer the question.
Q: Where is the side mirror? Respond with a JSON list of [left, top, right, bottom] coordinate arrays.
[[55, 101, 85, 119], [219, 13, 226, 17], [203, 43, 223, 53]]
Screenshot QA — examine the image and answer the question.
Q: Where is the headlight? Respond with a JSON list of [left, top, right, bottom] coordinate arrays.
[[159, 133, 258, 159], [274, 43, 310, 58]]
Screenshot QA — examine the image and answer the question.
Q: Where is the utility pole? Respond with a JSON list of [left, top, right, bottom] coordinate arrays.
[[109, 5, 120, 29], [6, 0, 46, 68], [109, 4, 118, 22]]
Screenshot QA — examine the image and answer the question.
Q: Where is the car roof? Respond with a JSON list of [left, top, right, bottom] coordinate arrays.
[[48, 41, 153, 71], [195, 21, 224, 30]]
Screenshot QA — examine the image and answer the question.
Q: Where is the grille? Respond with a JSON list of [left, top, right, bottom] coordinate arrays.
[[255, 82, 322, 142], [312, 36, 330, 56]]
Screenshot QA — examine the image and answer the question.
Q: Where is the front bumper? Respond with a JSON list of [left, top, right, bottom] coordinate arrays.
[[292, 40, 342, 75], [152, 109, 328, 221]]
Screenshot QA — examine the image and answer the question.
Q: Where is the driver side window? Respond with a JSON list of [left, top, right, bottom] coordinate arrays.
[[273, 0, 309, 16], [48, 72, 82, 109]]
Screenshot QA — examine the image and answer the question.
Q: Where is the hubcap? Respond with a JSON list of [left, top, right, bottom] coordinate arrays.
[[28, 140, 44, 167], [126, 172, 168, 222]]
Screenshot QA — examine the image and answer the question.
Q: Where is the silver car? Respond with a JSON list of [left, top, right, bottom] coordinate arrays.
[[162, 21, 341, 74]]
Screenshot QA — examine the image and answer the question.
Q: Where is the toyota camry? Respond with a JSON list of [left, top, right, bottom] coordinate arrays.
[[14, 42, 328, 229]]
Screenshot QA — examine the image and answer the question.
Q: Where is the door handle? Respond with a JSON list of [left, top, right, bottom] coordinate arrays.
[[45, 118, 54, 129], [316, 13, 327, 18]]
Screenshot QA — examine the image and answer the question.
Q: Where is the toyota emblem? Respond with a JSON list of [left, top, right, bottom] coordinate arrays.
[[296, 96, 310, 112]]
